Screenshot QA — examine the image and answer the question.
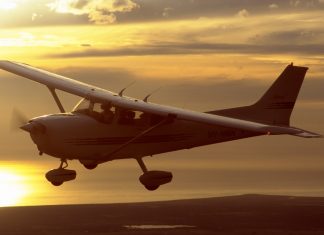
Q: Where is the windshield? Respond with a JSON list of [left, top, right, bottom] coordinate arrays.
[[72, 98, 90, 113]]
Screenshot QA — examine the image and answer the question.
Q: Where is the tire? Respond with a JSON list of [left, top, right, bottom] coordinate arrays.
[[51, 181, 63, 186], [145, 184, 159, 191]]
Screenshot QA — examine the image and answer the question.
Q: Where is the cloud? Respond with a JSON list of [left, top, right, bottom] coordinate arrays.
[[113, 0, 138, 11], [162, 7, 174, 17], [269, 3, 279, 9], [47, 0, 139, 24], [289, 0, 319, 7], [0, 1, 17, 10], [48, 42, 324, 58], [250, 30, 319, 45], [31, 13, 43, 21], [290, 0, 301, 7], [80, 43, 91, 47], [46, 0, 83, 15], [236, 9, 250, 18], [2, 0, 324, 27]]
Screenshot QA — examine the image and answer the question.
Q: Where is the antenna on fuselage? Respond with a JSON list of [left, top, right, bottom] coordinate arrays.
[[118, 81, 136, 97], [143, 87, 162, 102]]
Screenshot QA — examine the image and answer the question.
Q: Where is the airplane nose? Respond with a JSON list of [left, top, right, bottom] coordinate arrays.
[[20, 122, 46, 134]]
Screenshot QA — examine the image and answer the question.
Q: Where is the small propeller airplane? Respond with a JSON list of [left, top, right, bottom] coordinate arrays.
[[0, 61, 321, 190]]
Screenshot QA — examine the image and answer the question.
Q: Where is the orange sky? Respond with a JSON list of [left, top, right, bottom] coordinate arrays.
[[0, 0, 323, 207]]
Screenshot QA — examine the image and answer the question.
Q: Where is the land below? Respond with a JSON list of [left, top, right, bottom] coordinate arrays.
[[1, 194, 324, 235]]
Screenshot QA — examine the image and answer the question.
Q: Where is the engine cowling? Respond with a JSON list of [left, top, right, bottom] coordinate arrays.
[[139, 171, 173, 191], [45, 168, 76, 186]]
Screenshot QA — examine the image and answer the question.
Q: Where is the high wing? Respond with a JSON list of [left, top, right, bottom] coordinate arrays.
[[0, 60, 320, 137]]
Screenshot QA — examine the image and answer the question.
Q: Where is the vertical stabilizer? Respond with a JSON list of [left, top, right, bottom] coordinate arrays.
[[209, 64, 308, 126]]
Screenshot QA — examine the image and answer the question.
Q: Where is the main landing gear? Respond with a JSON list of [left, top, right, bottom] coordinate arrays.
[[45, 158, 173, 190], [45, 159, 76, 186], [137, 158, 173, 191]]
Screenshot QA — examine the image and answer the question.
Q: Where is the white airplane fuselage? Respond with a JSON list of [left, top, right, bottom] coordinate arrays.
[[28, 113, 259, 164]]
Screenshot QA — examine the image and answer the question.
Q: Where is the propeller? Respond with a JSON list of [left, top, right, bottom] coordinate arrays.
[[11, 108, 29, 131]]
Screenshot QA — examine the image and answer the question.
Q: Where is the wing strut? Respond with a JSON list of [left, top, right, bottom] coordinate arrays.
[[103, 114, 176, 160], [137, 158, 148, 173], [48, 87, 66, 113]]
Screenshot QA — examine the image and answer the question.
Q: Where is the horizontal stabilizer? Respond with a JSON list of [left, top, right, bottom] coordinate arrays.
[[258, 125, 322, 137], [290, 128, 323, 138], [266, 125, 323, 138]]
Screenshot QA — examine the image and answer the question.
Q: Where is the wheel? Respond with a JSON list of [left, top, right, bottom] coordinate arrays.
[[144, 184, 160, 191], [83, 164, 98, 170], [51, 181, 63, 186]]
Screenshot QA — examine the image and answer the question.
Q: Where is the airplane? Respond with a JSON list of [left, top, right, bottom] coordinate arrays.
[[0, 61, 322, 191]]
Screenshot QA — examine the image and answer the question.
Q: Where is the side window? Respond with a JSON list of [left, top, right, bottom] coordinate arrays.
[[100, 104, 115, 124], [90, 103, 115, 124], [93, 103, 103, 113], [117, 110, 155, 126], [89, 103, 102, 121], [117, 110, 163, 126], [118, 110, 136, 125]]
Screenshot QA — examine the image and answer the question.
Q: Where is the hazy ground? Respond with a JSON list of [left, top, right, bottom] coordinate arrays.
[[1, 194, 324, 235]]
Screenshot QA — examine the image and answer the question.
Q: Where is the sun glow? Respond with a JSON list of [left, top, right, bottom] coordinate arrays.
[[0, 1, 17, 10], [0, 170, 28, 207]]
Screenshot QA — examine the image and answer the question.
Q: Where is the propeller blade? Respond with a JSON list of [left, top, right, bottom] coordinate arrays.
[[11, 108, 29, 131]]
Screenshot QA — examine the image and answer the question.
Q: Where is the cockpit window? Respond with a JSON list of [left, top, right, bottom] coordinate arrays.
[[72, 98, 158, 126]]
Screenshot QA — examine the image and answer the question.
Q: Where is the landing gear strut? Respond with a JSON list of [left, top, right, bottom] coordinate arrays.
[[45, 159, 77, 186], [137, 158, 173, 191]]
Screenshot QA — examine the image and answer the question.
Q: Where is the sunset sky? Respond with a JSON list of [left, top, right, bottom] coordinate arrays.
[[0, 0, 323, 207]]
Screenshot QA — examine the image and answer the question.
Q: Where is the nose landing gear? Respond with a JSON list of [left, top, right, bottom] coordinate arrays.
[[45, 159, 76, 186]]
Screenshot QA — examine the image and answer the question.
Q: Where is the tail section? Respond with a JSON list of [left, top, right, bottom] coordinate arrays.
[[209, 63, 308, 126]]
